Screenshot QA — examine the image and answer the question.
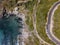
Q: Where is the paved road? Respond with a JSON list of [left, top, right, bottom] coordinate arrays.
[[46, 1, 60, 45]]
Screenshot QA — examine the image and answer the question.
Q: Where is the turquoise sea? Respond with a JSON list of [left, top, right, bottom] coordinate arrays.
[[0, 14, 22, 45], [0, 30, 4, 45]]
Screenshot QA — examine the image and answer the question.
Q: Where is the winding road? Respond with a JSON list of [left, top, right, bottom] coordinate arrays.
[[13, 0, 60, 45], [46, 1, 60, 45], [32, 3, 50, 45]]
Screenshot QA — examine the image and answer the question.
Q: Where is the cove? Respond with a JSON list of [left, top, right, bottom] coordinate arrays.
[[0, 13, 23, 45]]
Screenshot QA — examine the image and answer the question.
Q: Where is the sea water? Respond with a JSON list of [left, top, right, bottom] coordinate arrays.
[[0, 30, 4, 45], [0, 13, 22, 45]]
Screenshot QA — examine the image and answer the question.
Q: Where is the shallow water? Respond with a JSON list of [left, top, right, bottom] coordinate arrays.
[[0, 14, 22, 45], [0, 30, 4, 45]]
